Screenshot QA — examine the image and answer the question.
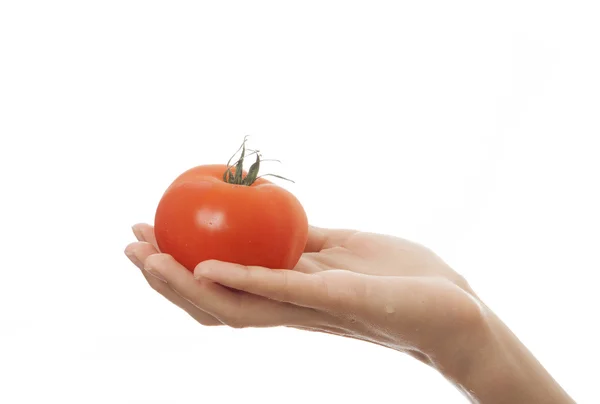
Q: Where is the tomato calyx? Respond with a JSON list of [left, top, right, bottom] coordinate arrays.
[[222, 136, 294, 186]]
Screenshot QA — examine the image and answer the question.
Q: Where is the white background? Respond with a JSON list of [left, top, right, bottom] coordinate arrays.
[[1, 1, 599, 403]]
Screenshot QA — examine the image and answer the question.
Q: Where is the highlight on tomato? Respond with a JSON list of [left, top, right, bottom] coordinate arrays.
[[154, 137, 309, 272]]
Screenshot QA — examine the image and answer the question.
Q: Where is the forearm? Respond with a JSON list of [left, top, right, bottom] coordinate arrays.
[[439, 308, 574, 404]]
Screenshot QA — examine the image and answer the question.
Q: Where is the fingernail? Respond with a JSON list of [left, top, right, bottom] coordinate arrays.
[[144, 264, 167, 282], [124, 248, 142, 267], [132, 225, 144, 241]]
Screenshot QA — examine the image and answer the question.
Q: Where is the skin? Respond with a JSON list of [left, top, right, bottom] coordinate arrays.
[[124, 223, 574, 403]]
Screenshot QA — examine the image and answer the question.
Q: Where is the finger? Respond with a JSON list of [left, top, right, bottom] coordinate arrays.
[[146, 254, 321, 328], [194, 260, 373, 314], [193, 261, 471, 341], [124, 242, 221, 326], [140, 270, 223, 326], [132, 223, 159, 250], [304, 225, 357, 252], [292, 254, 327, 274]]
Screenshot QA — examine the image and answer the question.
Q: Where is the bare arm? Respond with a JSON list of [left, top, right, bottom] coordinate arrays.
[[440, 309, 574, 403], [126, 223, 574, 403]]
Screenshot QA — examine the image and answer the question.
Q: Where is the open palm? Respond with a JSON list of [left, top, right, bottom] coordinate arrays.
[[125, 223, 482, 360]]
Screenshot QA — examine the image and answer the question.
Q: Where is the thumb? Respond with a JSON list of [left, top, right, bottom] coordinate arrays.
[[194, 260, 383, 315]]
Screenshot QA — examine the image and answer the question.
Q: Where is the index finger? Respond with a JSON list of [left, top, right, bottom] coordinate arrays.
[[132, 223, 159, 250]]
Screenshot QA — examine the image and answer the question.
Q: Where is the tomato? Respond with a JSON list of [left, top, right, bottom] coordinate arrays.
[[153, 142, 309, 272]]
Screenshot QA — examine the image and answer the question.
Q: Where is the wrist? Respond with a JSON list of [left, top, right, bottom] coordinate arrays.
[[434, 303, 573, 403]]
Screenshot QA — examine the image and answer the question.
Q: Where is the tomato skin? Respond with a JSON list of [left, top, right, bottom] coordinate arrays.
[[154, 164, 308, 272]]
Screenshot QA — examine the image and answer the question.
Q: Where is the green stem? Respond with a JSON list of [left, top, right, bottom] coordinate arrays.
[[222, 137, 294, 186]]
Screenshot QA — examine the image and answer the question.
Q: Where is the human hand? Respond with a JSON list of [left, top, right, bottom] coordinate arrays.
[[125, 223, 575, 403], [124, 223, 483, 367]]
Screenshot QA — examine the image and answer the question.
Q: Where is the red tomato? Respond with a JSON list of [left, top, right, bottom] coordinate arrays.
[[154, 159, 308, 272]]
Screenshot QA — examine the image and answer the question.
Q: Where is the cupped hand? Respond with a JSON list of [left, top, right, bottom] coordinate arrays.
[[125, 223, 485, 366]]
